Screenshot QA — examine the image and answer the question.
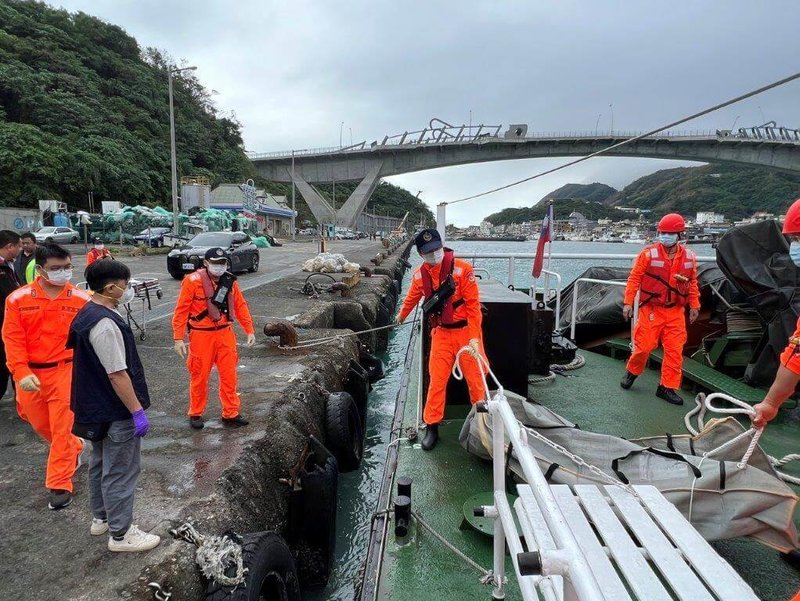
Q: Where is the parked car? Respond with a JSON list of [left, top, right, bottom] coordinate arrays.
[[299, 228, 317, 236], [133, 227, 172, 247], [166, 231, 260, 279], [335, 228, 356, 240], [34, 226, 80, 244]]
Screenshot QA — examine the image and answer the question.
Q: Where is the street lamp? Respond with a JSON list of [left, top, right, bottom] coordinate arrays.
[[169, 65, 197, 234], [339, 121, 344, 148]]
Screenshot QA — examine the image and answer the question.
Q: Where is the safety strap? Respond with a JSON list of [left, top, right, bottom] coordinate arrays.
[[719, 461, 727, 490], [666, 432, 675, 452], [611, 447, 702, 485], [544, 463, 560, 482]]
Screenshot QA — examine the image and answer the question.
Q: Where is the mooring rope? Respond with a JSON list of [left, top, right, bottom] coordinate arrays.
[[280, 320, 418, 349], [169, 522, 247, 588]]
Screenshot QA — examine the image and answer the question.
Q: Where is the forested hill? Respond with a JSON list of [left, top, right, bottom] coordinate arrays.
[[485, 182, 624, 225], [0, 0, 252, 208], [605, 164, 800, 220]]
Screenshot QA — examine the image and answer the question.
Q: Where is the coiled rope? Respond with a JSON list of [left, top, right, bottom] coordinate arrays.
[[169, 522, 247, 588], [528, 352, 586, 384]]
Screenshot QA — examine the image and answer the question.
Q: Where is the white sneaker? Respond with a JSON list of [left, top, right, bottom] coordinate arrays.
[[90, 518, 109, 536], [107, 525, 161, 552]]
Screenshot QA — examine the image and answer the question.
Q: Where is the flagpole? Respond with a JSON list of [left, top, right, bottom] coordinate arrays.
[[546, 199, 553, 273]]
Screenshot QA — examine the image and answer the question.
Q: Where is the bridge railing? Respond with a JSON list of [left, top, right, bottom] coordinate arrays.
[[249, 127, 800, 160]]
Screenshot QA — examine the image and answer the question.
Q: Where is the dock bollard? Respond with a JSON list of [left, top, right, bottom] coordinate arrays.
[[394, 495, 411, 543], [397, 476, 412, 498]]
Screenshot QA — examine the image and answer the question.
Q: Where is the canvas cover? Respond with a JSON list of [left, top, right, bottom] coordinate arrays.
[[459, 390, 799, 552]]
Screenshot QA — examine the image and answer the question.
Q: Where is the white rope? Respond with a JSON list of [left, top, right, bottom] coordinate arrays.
[[278, 320, 415, 350], [528, 371, 556, 384], [683, 393, 708, 436], [170, 522, 247, 588], [702, 393, 763, 469], [552, 353, 586, 371]]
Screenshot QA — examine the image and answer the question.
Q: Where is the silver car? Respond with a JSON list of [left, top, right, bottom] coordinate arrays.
[[34, 226, 80, 244]]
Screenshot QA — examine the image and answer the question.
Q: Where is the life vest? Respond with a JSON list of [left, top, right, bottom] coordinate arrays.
[[190, 268, 236, 324], [639, 243, 696, 307], [420, 248, 465, 327]]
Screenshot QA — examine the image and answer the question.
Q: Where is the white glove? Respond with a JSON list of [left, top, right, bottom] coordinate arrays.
[[246, 333, 256, 347], [19, 374, 41, 392], [173, 340, 187, 358]]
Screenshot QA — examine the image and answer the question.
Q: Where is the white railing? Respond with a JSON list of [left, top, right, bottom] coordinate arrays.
[[466, 360, 606, 601], [533, 269, 562, 317]]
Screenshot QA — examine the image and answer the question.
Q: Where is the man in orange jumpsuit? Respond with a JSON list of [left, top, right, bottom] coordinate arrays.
[[620, 213, 700, 406], [172, 247, 256, 429], [86, 237, 111, 267], [396, 228, 486, 450], [752, 198, 800, 429], [3, 242, 91, 509]]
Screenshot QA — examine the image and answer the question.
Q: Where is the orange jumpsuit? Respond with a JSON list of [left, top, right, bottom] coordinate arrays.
[[2, 280, 90, 492], [86, 247, 111, 266], [624, 243, 700, 389], [398, 258, 486, 425], [172, 270, 254, 419], [778, 319, 800, 375]]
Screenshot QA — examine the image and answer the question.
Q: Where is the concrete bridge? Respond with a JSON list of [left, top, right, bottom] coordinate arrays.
[[250, 120, 800, 229]]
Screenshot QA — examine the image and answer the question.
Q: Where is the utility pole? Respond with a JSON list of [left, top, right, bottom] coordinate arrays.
[[169, 65, 197, 235]]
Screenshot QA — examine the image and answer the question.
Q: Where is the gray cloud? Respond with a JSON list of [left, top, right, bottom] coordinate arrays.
[[53, 1, 800, 224]]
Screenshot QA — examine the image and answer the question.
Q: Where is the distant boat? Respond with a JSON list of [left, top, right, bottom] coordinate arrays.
[[460, 235, 527, 242], [624, 237, 647, 244]]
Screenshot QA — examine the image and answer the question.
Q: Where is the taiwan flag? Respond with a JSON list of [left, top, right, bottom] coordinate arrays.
[[532, 202, 553, 278]]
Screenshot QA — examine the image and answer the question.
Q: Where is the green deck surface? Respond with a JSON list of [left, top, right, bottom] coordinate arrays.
[[606, 337, 765, 403], [377, 350, 800, 601]]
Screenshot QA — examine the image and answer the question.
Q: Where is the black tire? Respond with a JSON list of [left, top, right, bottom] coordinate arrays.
[[290, 454, 338, 588], [325, 392, 363, 472], [45, 237, 53, 242], [359, 352, 385, 384], [205, 531, 301, 601], [70, 236, 78, 244], [343, 366, 369, 431], [249, 252, 259, 273]]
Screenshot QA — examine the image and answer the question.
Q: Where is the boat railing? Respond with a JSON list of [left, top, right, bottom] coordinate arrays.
[[568, 279, 640, 347], [469, 362, 606, 601]]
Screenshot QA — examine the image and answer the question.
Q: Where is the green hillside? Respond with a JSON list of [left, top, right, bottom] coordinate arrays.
[[606, 164, 800, 219], [485, 182, 624, 225]]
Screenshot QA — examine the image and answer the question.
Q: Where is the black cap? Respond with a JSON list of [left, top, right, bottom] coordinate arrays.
[[204, 247, 228, 261], [93, 237, 102, 243], [414, 228, 443, 254]]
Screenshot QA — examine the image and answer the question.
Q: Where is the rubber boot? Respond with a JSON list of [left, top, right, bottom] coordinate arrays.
[[656, 385, 684, 406], [421, 424, 439, 451], [620, 371, 637, 390]]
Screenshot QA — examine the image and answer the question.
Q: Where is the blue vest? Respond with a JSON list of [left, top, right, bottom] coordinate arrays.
[[68, 302, 151, 423]]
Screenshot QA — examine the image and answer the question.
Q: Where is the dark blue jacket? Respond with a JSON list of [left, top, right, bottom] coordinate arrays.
[[68, 302, 150, 423]]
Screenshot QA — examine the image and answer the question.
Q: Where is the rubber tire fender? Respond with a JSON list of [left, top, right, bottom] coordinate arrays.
[[343, 366, 369, 431], [325, 392, 363, 472], [292, 454, 339, 588], [204, 531, 301, 601], [359, 351, 384, 384]]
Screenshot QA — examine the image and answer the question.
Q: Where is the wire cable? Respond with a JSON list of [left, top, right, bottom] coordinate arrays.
[[446, 71, 800, 205]]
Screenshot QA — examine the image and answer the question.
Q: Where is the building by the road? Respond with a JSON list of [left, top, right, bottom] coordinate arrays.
[[210, 184, 296, 236], [696, 211, 725, 225]]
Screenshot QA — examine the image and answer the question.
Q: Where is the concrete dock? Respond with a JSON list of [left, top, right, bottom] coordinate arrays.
[[0, 237, 411, 600]]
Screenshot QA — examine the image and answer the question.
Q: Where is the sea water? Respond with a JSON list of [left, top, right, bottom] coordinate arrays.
[[306, 240, 717, 600]]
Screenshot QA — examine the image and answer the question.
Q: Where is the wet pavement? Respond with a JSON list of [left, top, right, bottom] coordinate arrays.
[[0, 237, 409, 600]]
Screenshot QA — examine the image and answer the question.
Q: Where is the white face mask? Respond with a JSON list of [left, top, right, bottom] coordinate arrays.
[[422, 248, 445, 265], [43, 268, 72, 286], [119, 285, 135, 305], [207, 264, 227, 277]]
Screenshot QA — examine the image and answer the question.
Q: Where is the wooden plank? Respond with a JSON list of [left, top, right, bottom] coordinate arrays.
[[551, 486, 632, 601], [575, 486, 672, 601], [635, 485, 760, 601], [606, 486, 715, 601], [515, 487, 564, 601]]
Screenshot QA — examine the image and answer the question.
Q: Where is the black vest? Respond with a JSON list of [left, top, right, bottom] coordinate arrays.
[[68, 302, 151, 423]]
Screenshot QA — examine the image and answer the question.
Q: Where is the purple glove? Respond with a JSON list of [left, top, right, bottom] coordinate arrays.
[[132, 409, 149, 438]]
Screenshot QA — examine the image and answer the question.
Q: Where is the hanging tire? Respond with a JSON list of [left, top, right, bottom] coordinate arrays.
[[289, 453, 338, 588], [325, 392, 363, 472], [359, 351, 384, 384], [343, 366, 369, 431], [205, 531, 301, 601]]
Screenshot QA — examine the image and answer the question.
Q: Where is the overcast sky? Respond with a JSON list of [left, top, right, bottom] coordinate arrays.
[[52, 1, 800, 225]]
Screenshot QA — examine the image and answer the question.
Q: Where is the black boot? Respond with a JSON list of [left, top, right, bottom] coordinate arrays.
[[656, 385, 684, 406], [222, 415, 250, 427], [189, 416, 204, 429], [421, 424, 439, 451], [620, 371, 637, 390]]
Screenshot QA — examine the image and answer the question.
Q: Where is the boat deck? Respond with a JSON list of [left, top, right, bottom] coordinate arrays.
[[374, 350, 800, 601]]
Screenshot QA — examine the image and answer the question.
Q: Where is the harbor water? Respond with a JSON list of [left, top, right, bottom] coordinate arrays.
[[309, 240, 722, 600]]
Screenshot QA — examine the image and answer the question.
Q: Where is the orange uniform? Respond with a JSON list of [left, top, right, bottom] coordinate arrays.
[[398, 255, 486, 424], [778, 320, 800, 375], [624, 243, 700, 389], [86, 247, 111, 266], [2, 280, 90, 492], [172, 270, 254, 418]]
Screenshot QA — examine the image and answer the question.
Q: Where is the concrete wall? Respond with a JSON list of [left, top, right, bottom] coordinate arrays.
[[0, 208, 41, 232]]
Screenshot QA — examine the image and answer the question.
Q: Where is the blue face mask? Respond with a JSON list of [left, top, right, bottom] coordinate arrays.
[[658, 233, 678, 247], [790, 242, 800, 267]]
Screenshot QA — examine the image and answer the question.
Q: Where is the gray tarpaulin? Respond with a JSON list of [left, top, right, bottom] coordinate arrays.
[[459, 391, 799, 552]]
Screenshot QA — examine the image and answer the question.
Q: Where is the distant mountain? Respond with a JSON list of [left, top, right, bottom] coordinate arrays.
[[605, 164, 800, 220], [485, 182, 624, 225], [535, 182, 617, 206]]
